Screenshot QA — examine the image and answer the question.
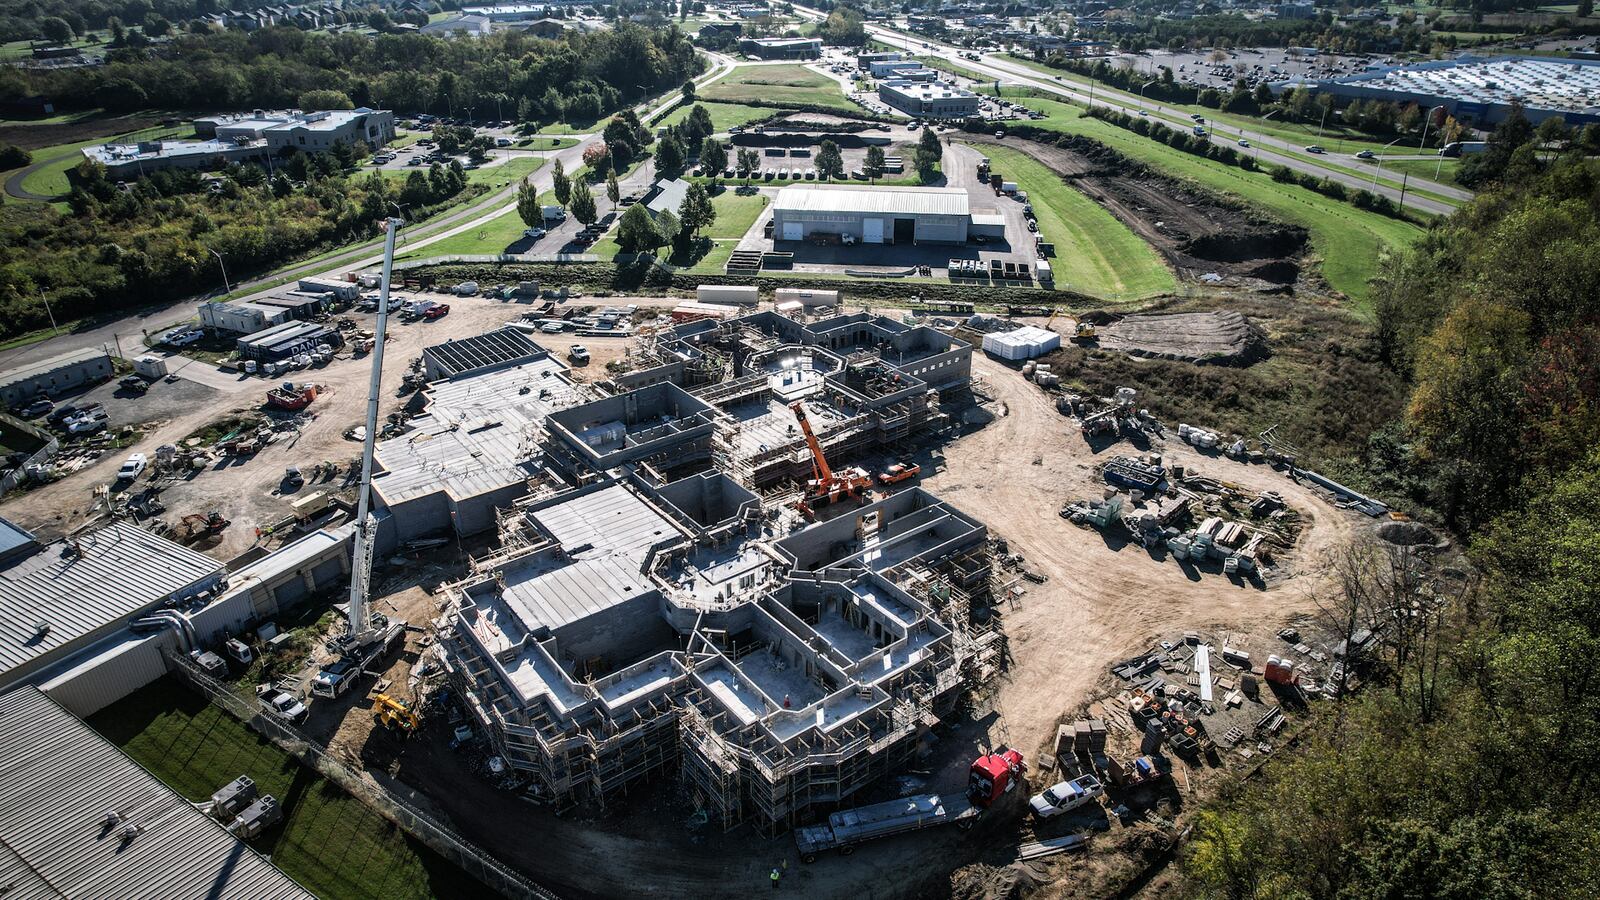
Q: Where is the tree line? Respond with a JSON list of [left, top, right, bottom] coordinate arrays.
[[0, 153, 471, 339], [0, 22, 701, 129], [1180, 111, 1600, 900]]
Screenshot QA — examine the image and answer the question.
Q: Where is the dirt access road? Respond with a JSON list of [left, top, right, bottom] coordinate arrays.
[[923, 354, 1356, 757]]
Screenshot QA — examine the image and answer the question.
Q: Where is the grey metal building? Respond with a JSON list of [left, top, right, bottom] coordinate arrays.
[[771, 185, 971, 245], [235, 321, 342, 362], [0, 517, 225, 692], [877, 80, 980, 119], [0, 348, 114, 406], [0, 686, 315, 900]]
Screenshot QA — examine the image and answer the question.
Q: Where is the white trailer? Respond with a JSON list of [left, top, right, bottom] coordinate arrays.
[[297, 277, 361, 302], [697, 285, 760, 305]]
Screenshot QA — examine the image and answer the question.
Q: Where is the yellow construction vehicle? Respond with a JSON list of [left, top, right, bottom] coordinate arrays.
[[372, 693, 420, 733], [1074, 321, 1097, 341]]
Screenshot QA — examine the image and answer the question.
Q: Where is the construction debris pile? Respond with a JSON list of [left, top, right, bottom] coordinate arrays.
[[1061, 454, 1302, 582]]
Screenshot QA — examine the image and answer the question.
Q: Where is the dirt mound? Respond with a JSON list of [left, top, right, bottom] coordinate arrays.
[[1097, 310, 1268, 365], [1376, 520, 1443, 548], [951, 861, 1051, 900]]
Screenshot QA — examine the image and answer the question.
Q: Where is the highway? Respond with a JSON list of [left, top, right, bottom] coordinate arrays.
[[792, 4, 1469, 216]]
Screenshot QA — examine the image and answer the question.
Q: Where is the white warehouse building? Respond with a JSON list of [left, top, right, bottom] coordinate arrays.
[[771, 185, 970, 245]]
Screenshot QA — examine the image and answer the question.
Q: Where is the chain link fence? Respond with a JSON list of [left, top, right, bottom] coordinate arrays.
[[166, 651, 557, 900]]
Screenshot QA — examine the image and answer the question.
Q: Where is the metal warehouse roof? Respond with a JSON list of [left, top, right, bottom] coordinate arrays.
[[773, 185, 970, 218], [237, 320, 335, 349], [0, 686, 315, 900], [0, 347, 110, 389], [0, 520, 223, 679], [424, 327, 547, 379]]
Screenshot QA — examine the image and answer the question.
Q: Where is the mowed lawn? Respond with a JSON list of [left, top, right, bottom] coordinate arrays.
[[400, 205, 529, 259], [700, 64, 854, 113], [658, 100, 771, 134], [980, 144, 1174, 302], [1005, 104, 1425, 306], [88, 678, 484, 900]]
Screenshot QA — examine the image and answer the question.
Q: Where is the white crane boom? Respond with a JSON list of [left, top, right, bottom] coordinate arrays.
[[346, 216, 402, 642]]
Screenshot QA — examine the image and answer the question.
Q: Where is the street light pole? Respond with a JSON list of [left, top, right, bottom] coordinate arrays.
[[38, 291, 59, 335], [1418, 104, 1445, 152], [1371, 136, 1406, 192], [208, 248, 231, 296]]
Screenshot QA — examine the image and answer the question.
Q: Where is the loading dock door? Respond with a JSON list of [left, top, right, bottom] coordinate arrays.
[[863, 218, 884, 244], [783, 221, 803, 241], [894, 218, 916, 244]]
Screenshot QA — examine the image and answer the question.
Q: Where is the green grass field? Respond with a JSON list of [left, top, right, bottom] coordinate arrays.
[[659, 101, 771, 134], [701, 64, 854, 113], [401, 206, 530, 259], [88, 678, 483, 900], [379, 155, 544, 193], [1007, 105, 1425, 306], [980, 144, 1174, 302]]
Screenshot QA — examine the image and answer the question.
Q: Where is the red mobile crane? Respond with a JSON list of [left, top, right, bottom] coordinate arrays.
[[790, 400, 872, 519]]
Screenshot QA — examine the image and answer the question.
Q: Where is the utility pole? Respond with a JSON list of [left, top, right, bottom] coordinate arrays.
[[38, 291, 59, 336], [208, 248, 231, 296], [1398, 172, 1408, 211], [346, 215, 403, 646]]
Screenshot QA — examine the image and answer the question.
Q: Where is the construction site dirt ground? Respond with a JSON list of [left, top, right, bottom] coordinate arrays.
[[0, 299, 651, 558], [283, 353, 1360, 900]]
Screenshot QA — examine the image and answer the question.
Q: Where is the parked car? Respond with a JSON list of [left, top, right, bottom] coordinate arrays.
[[422, 304, 450, 319], [165, 329, 204, 347], [116, 453, 147, 481], [46, 404, 81, 425], [257, 686, 309, 723], [1029, 775, 1105, 818], [523, 226, 546, 240], [568, 344, 590, 364], [17, 398, 53, 418]]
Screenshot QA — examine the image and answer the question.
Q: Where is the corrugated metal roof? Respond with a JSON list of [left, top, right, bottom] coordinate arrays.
[[0, 348, 110, 390], [773, 185, 970, 218], [423, 328, 546, 379], [0, 687, 316, 900], [0, 521, 223, 679]]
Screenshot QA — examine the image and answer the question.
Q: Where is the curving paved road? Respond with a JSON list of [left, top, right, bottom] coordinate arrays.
[[4, 149, 76, 201], [0, 50, 739, 370]]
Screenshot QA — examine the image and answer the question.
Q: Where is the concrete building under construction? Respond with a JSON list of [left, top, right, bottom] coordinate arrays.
[[432, 310, 995, 833]]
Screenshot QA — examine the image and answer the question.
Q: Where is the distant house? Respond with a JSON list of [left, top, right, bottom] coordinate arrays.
[[699, 22, 743, 39], [645, 178, 692, 219], [524, 17, 570, 37], [739, 37, 821, 60]]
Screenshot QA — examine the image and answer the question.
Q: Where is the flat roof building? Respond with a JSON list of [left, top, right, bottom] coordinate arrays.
[[740, 36, 821, 59], [1297, 55, 1600, 126], [878, 79, 980, 119], [0, 687, 315, 900], [0, 347, 114, 406], [86, 108, 395, 180], [771, 185, 971, 245]]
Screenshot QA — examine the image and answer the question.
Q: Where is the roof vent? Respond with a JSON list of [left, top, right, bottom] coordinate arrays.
[[119, 822, 144, 842], [33, 621, 50, 639], [101, 810, 122, 828]]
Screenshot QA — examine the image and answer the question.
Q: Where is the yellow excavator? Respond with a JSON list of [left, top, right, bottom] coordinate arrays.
[[373, 693, 420, 733]]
